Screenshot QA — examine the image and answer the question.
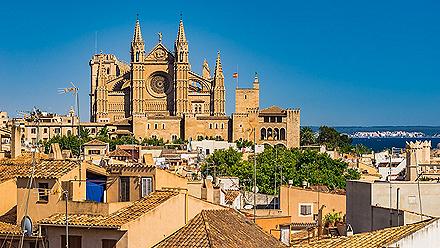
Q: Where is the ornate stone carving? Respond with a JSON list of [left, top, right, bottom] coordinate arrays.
[[150, 74, 169, 94]]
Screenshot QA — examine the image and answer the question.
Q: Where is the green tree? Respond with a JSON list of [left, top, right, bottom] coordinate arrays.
[[141, 137, 165, 146], [235, 139, 253, 149], [317, 126, 352, 151], [201, 146, 361, 195], [300, 127, 316, 146]]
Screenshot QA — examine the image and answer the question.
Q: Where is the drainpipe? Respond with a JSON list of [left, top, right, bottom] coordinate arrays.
[[397, 188, 400, 226], [185, 190, 188, 224]]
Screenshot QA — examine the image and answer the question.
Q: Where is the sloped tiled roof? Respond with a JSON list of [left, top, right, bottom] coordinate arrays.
[[259, 106, 285, 114], [298, 219, 437, 248], [40, 191, 179, 228], [0, 221, 20, 235], [224, 190, 240, 205], [153, 209, 287, 248], [83, 139, 108, 146], [108, 148, 131, 158], [0, 160, 79, 183]]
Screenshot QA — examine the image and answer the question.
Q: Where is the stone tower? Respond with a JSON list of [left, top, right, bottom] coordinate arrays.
[[212, 52, 226, 116], [95, 57, 109, 121], [405, 140, 431, 181], [131, 17, 146, 116], [174, 19, 190, 116]]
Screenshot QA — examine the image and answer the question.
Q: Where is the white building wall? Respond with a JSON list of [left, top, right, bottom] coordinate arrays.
[[392, 219, 440, 248]]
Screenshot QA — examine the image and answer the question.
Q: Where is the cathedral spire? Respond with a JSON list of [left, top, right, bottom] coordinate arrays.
[[176, 18, 187, 44], [132, 16, 144, 44], [214, 51, 223, 77], [202, 59, 210, 79], [131, 15, 145, 63]]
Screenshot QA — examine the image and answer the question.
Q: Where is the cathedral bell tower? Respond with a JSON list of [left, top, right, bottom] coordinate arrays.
[[131, 16, 146, 115], [174, 18, 190, 116]]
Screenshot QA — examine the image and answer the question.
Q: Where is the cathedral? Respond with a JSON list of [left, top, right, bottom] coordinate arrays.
[[90, 18, 300, 148]]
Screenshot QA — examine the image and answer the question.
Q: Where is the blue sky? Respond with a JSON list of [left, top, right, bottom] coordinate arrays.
[[0, 0, 439, 126]]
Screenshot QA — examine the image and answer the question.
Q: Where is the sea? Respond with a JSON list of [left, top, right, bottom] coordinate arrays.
[[309, 126, 440, 152]]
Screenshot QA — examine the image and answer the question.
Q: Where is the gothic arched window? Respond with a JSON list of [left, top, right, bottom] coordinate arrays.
[[180, 52, 184, 62], [274, 128, 279, 140], [267, 128, 273, 139], [280, 128, 286, 140], [261, 128, 267, 140], [136, 52, 140, 62]]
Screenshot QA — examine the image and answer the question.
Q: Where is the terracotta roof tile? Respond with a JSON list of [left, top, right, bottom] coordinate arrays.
[[83, 139, 108, 146], [297, 219, 437, 248], [40, 191, 179, 228], [259, 106, 285, 114], [0, 221, 20, 235], [153, 209, 287, 248], [108, 148, 131, 158], [224, 190, 240, 205], [0, 160, 79, 183]]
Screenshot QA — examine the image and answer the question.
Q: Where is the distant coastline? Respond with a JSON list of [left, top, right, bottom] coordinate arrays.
[[307, 126, 440, 151]]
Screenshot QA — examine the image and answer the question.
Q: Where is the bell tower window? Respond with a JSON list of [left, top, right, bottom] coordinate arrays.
[[136, 52, 140, 62]]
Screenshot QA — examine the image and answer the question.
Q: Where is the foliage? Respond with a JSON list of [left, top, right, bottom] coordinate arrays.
[[197, 136, 224, 141], [172, 138, 185, 144], [43, 131, 142, 156], [235, 139, 253, 149], [141, 137, 165, 146], [323, 211, 343, 227], [202, 146, 361, 195], [317, 126, 352, 151], [353, 144, 372, 155], [300, 127, 316, 146]]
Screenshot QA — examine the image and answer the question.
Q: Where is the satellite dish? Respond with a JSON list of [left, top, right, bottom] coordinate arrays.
[[243, 204, 253, 210], [21, 215, 33, 237]]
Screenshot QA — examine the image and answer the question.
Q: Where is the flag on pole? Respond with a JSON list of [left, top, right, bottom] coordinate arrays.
[[232, 72, 238, 78]]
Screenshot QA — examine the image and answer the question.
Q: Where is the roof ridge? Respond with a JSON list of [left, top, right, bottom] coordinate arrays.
[[202, 210, 214, 248]]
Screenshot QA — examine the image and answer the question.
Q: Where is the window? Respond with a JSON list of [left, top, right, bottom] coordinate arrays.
[[102, 239, 117, 248], [43, 128, 48, 134], [62, 235, 82, 248], [280, 128, 286, 140], [147, 124, 150, 129], [277, 116, 282, 123], [38, 183, 49, 203], [264, 117, 269, 123], [171, 135, 178, 141], [154, 124, 158, 129], [244, 95, 247, 99], [215, 124, 218, 129], [162, 124, 165, 129], [120, 177, 130, 202], [260, 128, 266, 140], [55, 128, 61, 134], [107, 68, 110, 75], [67, 130, 72, 136], [209, 123, 212, 129], [31, 128, 36, 134], [136, 52, 139, 62], [88, 150, 101, 155], [141, 177, 153, 197], [91, 128, 96, 134], [299, 204, 312, 216], [180, 52, 183, 62], [274, 128, 279, 140]]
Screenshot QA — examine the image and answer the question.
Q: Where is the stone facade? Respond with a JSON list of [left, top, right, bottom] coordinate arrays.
[[89, 17, 301, 148]]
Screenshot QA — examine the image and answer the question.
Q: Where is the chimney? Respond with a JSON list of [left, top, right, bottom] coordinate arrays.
[[11, 120, 22, 158]]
